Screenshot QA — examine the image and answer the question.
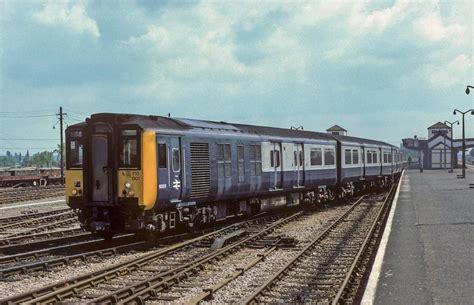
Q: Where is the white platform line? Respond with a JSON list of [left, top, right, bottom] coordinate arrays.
[[0, 199, 65, 210], [361, 170, 406, 305]]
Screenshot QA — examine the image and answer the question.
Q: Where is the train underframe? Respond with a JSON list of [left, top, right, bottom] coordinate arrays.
[[76, 173, 399, 239]]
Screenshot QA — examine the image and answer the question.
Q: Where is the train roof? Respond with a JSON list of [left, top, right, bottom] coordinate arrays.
[[329, 134, 397, 149], [72, 113, 396, 147]]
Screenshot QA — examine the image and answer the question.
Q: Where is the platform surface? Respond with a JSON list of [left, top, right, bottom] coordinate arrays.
[[371, 168, 474, 305]]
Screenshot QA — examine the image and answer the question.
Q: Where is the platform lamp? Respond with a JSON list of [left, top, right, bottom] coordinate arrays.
[[444, 120, 459, 173], [453, 107, 474, 179], [465, 85, 474, 94]]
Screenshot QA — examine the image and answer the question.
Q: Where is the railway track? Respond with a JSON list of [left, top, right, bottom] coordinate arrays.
[[0, 234, 143, 279], [0, 228, 91, 255], [0, 184, 398, 304], [0, 185, 64, 205], [0, 208, 71, 228], [0, 227, 87, 249], [0, 211, 301, 304], [243, 185, 397, 304], [0, 210, 75, 232], [0, 211, 79, 240]]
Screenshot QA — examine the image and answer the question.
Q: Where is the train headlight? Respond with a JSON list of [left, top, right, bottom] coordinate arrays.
[[125, 182, 132, 189], [71, 189, 78, 196], [128, 190, 135, 197]]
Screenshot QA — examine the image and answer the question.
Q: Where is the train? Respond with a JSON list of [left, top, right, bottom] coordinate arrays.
[[65, 113, 403, 237]]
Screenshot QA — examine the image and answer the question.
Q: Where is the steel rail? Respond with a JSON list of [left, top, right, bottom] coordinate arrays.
[[0, 186, 64, 204], [331, 183, 397, 304], [243, 195, 368, 304], [2, 217, 78, 239], [0, 227, 87, 249], [0, 233, 135, 267], [91, 212, 303, 304], [0, 211, 75, 232], [0, 214, 288, 304], [0, 208, 71, 227], [0, 237, 145, 279], [187, 246, 278, 305]]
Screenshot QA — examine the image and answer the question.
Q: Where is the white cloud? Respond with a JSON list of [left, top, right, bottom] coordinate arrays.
[[425, 54, 472, 88], [413, 12, 464, 42], [349, 1, 410, 34], [33, 0, 100, 38], [293, 1, 345, 26]]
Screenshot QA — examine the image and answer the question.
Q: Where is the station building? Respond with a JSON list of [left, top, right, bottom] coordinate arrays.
[[403, 122, 474, 169], [326, 125, 347, 136]]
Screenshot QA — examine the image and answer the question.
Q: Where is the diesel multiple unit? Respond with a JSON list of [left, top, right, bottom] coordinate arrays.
[[65, 113, 403, 236]]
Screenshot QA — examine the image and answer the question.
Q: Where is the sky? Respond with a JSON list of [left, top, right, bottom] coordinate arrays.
[[0, 0, 473, 154]]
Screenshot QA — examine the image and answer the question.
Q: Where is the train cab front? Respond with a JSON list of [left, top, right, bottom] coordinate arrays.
[[65, 114, 157, 237]]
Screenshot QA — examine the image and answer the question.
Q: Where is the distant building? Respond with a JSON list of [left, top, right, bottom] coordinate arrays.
[[427, 122, 451, 138], [402, 122, 474, 169], [326, 125, 347, 136]]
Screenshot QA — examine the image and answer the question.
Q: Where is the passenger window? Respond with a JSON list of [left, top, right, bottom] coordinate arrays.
[[66, 133, 83, 168], [270, 150, 274, 167], [250, 144, 262, 176], [172, 148, 180, 172], [119, 129, 139, 168], [217, 144, 232, 178], [238, 145, 244, 183], [352, 149, 359, 164], [373, 151, 378, 163], [324, 148, 335, 165], [158, 144, 167, 168], [310, 148, 322, 166], [255, 145, 262, 175], [345, 149, 352, 165]]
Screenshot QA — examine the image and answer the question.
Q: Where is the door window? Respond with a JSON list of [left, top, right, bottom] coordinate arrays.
[[172, 148, 180, 172]]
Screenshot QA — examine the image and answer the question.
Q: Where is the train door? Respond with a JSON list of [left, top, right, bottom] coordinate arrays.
[[170, 137, 183, 200], [293, 143, 305, 187], [270, 142, 282, 189], [91, 134, 111, 202], [379, 148, 383, 176], [362, 146, 366, 178], [157, 136, 183, 201]]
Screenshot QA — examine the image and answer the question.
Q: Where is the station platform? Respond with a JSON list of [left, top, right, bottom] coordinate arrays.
[[363, 168, 474, 305]]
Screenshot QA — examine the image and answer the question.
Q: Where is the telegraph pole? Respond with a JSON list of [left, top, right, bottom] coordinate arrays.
[[453, 108, 474, 178], [57, 107, 66, 185]]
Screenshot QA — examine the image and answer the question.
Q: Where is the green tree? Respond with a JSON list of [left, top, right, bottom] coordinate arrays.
[[30, 151, 56, 167]]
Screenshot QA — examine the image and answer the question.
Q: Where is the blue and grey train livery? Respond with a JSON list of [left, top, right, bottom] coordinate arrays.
[[65, 113, 403, 236]]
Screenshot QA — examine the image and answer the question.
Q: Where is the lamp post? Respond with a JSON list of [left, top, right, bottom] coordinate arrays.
[[444, 120, 459, 173], [414, 135, 423, 172], [465, 85, 474, 94], [453, 108, 474, 178]]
